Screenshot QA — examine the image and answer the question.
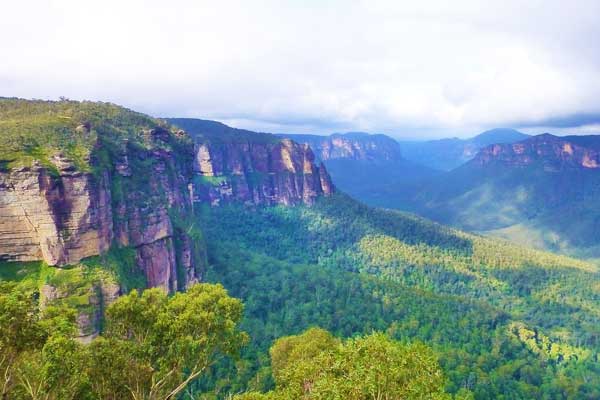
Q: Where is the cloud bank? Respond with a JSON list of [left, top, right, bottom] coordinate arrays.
[[2, 0, 600, 138]]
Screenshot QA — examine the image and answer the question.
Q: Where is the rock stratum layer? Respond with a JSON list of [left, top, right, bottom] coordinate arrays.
[[193, 139, 333, 206]]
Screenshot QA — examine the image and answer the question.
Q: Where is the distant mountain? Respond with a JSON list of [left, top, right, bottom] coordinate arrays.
[[398, 133, 600, 257], [279, 131, 440, 206], [398, 128, 530, 171]]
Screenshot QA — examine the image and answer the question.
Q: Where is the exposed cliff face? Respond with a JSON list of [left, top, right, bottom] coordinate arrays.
[[0, 159, 112, 266], [279, 132, 403, 162], [166, 118, 334, 206], [193, 139, 333, 206], [473, 133, 600, 170], [0, 126, 202, 292]]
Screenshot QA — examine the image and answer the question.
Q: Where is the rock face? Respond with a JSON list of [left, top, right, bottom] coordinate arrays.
[[0, 158, 112, 266], [279, 132, 403, 162], [473, 133, 600, 170], [166, 118, 335, 206], [0, 127, 201, 292], [193, 139, 334, 206]]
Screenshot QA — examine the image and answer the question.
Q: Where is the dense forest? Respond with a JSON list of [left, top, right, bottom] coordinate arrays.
[[195, 194, 600, 399]]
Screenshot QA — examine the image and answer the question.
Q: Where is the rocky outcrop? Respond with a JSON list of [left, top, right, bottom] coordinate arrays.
[[0, 158, 112, 266], [279, 132, 403, 162], [166, 118, 334, 207], [0, 128, 202, 292], [473, 133, 600, 170], [192, 139, 334, 206]]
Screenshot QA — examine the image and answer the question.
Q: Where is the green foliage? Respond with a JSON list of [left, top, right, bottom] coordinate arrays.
[[269, 327, 339, 386], [391, 157, 600, 258], [197, 194, 600, 399], [0, 282, 247, 399], [81, 246, 145, 292], [102, 283, 248, 399], [0, 260, 54, 287], [0, 98, 192, 179], [166, 118, 279, 145], [0, 98, 150, 171], [196, 175, 229, 186], [239, 329, 450, 400], [0, 281, 78, 398]]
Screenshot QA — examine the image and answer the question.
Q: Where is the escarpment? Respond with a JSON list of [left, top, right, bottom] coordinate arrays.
[[473, 133, 600, 170], [168, 117, 334, 206], [0, 126, 201, 292], [278, 132, 403, 162], [1, 102, 335, 293], [192, 139, 333, 206]]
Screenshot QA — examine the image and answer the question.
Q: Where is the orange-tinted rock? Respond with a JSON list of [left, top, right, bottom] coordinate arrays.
[[192, 139, 334, 206], [473, 133, 600, 170]]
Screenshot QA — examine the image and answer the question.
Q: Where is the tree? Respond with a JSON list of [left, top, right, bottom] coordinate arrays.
[[102, 283, 249, 399], [0, 281, 248, 399], [0, 282, 79, 399], [238, 328, 451, 400]]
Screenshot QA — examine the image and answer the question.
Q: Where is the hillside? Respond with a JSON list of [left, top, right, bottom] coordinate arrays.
[[0, 99, 333, 338], [396, 133, 600, 258], [398, 128, 529, 171], [198, 194, 600, 398]]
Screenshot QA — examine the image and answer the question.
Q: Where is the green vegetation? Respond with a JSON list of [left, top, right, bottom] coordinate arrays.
[[196, 194, 600, 399], [236, 328, 451, 400], [0, 251, 141, 337], [0, 282, 248, 399], [80, 246, 145, 292], [3, 99, 600, 398], [381, 155, 600, 259], [166, 118, 279, 145], [0, 97, 190, 176]]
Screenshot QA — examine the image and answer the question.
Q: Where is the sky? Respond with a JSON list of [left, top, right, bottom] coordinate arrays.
[[2, 0, 600, 139]]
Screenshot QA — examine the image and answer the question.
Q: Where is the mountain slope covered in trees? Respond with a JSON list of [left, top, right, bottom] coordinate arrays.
[[197, 194, 600, 399], [392, 133, 600, 258]]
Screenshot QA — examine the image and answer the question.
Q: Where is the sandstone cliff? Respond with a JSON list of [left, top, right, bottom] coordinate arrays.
[[473, 133, 600, 170], [0, 101, 202, 292], [168, 118, 334, 206], [193, 139, 333, 206]]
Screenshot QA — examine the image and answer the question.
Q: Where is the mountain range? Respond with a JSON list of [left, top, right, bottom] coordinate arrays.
[[398, 133, 600, 258], [279, 126, 600, 258], [397, 128, 530, 170]]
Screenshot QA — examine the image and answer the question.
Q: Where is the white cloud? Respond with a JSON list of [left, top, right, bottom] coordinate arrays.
[[1, 0, 599, 138]]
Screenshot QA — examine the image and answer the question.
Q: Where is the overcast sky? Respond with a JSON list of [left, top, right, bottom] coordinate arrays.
[[2, 0, 600, 138]]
